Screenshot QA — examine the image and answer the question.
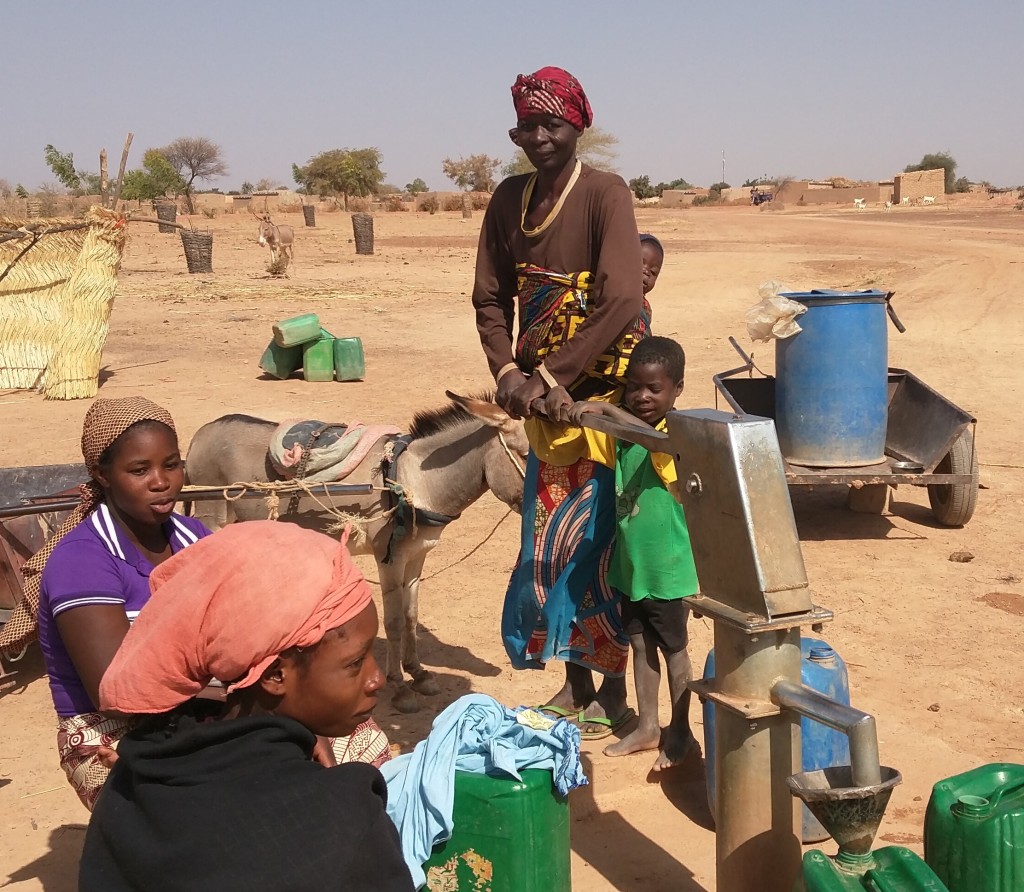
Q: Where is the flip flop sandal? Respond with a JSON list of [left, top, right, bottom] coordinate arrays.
[[535, 704, 584, 722], [579, 708, 637, 741]]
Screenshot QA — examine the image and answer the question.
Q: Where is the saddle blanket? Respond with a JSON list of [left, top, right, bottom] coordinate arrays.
[[269, 419, 401, 483]]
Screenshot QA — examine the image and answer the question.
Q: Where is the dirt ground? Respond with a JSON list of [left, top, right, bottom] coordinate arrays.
[[2, 200, 1022, 891]]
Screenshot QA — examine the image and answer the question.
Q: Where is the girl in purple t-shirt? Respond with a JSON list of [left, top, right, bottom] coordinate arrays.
[[26, 397, 210, 810]]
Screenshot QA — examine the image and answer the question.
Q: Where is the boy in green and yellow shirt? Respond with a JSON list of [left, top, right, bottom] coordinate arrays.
[[566, 335, 700, 770]]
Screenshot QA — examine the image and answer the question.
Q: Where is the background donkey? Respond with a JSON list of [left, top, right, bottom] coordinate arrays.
[[184, 392, 527, 713], [254, 211, 294, 265]]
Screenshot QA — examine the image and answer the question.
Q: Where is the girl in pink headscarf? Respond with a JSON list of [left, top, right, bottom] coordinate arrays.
[[80, 522, 414, 892]]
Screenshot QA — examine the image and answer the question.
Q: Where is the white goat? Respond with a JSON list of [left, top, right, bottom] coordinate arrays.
[[900, 197, 910, 206], [853, 198, 866, 210], [922, 196, 936, 205]]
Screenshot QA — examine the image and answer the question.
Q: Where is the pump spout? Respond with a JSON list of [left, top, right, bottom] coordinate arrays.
[[770, 680, 882, 787]]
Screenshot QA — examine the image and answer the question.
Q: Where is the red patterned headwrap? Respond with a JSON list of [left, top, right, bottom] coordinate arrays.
[[511, 66, 593, 132]]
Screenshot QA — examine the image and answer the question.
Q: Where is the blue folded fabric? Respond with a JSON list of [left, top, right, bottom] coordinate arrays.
[[380, 693, 587, 889]]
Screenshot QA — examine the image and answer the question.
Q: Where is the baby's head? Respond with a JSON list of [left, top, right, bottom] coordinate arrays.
[[639, 233, 664, 295], [624, 336, 685, 426]]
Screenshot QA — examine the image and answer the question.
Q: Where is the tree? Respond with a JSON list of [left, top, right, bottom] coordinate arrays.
[[953, 176, 971, 193], [406, 178, 429, 194], [502, 125, 621, 179], [241, 181, 255, 194], [121, 149, 186, 202], [292, 164, 310, 194], [904, 152, 957, 194], [160, 137, 228, 212], [442, 155, 502, 192], [254, 177, 277, 192], [655, 177, 694, 195], [710, 181, 730, 192], [43, 145, 82, 192], [0, 178, 11, 198], [577, 127, 619, 172], [15, 184, 28, 199], [293, 148, 385, 209], [501, 152, 535, 179], [628, 175, 657, 200]]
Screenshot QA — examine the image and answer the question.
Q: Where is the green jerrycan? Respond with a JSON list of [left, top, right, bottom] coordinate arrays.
[[421, 769, 570, 892], [798, 846, 949, 890], [925, 763, 1024, 892]]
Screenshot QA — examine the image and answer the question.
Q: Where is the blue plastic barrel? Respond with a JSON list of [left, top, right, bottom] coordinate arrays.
[[775, 290, 890, 467], [702, 637, 852, 843]]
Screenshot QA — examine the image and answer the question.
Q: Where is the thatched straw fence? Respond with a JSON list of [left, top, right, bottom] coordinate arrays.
[[0, 206, 128, 400]]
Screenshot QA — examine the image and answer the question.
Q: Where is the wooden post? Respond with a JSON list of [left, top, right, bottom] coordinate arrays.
[[111, 132, 134, 210], [99, 149, 109, 207]]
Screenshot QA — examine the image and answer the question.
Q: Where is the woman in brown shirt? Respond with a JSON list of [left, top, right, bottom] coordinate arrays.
[[472, 67, 648, 737]]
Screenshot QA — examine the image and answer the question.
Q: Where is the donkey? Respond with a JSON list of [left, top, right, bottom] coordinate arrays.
[[254, 211, 294, 265], [184, 392, 527, 713]]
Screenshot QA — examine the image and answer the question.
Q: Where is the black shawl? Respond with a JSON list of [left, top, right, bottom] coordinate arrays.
[[80, 711, 414, 892]]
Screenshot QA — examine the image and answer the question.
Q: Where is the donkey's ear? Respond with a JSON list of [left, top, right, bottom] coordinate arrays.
[[445, 390, 514, 430]]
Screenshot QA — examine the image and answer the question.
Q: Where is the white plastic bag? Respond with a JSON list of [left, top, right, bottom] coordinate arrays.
[[745, 281, 807, 342]]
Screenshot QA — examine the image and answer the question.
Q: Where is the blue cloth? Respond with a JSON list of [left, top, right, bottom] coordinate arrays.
[[380, 694, 587, 889]]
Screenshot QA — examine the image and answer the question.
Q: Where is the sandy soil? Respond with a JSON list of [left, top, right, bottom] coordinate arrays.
[[2, 200, 1023, 891]]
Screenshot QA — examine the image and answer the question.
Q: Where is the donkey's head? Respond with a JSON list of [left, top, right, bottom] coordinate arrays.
[[445, 391, 528, 514], [253, 211, 276, 246]]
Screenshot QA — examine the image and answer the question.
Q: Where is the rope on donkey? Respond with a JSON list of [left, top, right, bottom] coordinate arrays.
[[184, 479, 398, 545]]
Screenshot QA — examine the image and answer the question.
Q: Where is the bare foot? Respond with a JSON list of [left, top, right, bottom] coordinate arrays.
[[540, 690, 589, 716], [603, 725, 661, 757], [651, 733, 699, 773], [578, 698, 631, 737]]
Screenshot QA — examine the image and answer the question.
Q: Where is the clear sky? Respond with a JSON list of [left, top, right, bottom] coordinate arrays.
[[3, 0, 1021, 193]]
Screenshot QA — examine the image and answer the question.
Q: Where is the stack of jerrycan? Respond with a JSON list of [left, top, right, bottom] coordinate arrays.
[[420, 769, 570, 892], [925, 763, 1024, 891], [258, 313, 365, 382], [800, 847, 950, 890], [703, 637, 852, 842]]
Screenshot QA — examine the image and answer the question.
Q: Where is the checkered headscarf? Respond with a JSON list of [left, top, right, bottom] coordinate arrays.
[[0, 397, 176, 659]]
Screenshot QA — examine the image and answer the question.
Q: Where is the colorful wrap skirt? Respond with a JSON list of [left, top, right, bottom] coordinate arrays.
[[502, 452, 628, 676], [57, 712, 134, 811], [57, 713, 392, 811]]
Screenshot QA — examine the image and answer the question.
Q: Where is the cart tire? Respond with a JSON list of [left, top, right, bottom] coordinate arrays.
[[928, 428, 979, 527], [847, 483, 889, 514]]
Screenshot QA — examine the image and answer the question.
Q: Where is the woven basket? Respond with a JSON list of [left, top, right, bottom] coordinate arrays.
[[180, 230, 213, 273], [351, 212, 374, 255], [154, 201, 177, 234], [0, 206, 128, 400], [302, 204, 316, 227]]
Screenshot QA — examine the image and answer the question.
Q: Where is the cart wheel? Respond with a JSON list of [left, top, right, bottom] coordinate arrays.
[[847, 483, 889, 514], [928, 428, 979, 527]]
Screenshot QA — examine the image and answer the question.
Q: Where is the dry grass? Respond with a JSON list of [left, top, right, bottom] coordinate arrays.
[[417, 194, 440, 214], [265, 254, 290, 277]]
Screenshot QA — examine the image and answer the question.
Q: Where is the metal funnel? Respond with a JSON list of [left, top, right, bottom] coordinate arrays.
[[786, 766, 902, 855]]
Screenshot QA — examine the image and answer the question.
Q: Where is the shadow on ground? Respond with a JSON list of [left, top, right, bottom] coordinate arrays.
[[0, 645, 48, 701], [4, 825, 86, 892], [571, 752, 711, 891], [371, 624, 502, 752], [790, 486, 929, 542]]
